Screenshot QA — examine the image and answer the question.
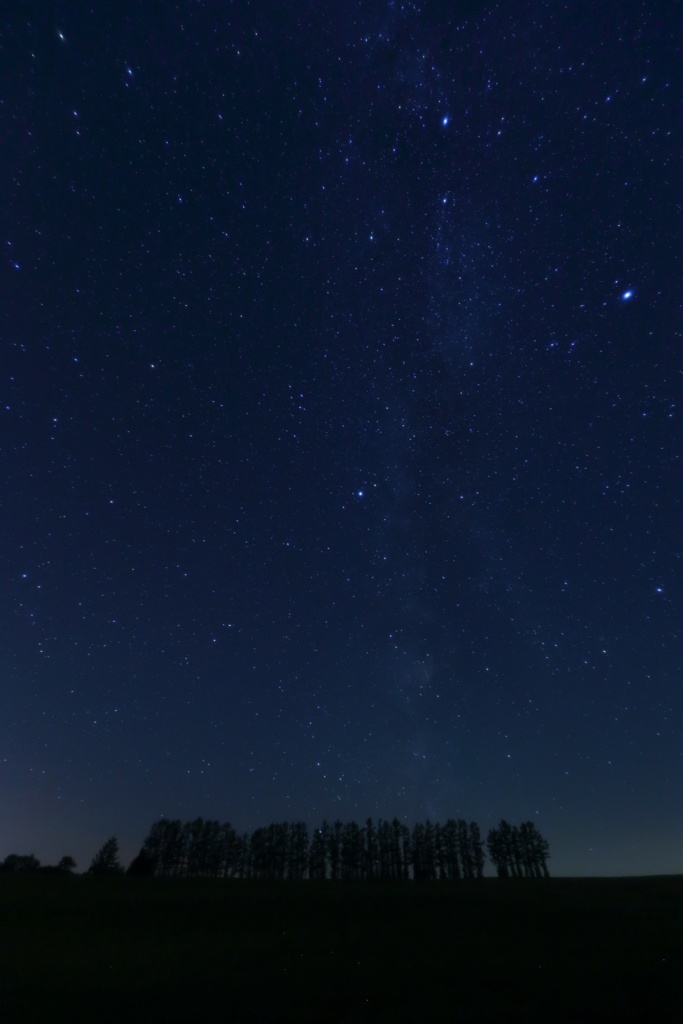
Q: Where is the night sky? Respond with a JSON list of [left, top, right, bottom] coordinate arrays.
[[2, 2, 681, 877]]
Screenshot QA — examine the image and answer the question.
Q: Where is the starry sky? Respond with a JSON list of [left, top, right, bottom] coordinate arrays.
[[2, 1, 681, 877]]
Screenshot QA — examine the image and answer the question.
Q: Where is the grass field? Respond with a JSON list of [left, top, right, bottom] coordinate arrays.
[[0, 874, 681, 1022]]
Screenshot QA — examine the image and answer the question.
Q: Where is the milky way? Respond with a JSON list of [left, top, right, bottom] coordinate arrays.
[[1, 1, 680, 875]]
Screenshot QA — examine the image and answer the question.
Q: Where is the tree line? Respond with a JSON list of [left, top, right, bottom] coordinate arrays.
[[0, 854, 77, 875], [1, 819, 551, 881], [119, 816, 550, 881]]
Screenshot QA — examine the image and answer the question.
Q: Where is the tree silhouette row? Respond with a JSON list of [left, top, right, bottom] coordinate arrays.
[[486, 820, 550, 878], [127, 817, 550, 881]]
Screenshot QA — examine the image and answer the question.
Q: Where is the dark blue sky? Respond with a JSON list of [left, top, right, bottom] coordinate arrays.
[[2, 1, 681, 875]]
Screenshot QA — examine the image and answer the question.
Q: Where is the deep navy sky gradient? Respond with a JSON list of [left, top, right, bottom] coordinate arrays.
[[2, 1, 681, 875]]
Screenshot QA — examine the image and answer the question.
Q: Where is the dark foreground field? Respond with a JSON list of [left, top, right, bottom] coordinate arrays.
[[0, 875, 681, 1023]]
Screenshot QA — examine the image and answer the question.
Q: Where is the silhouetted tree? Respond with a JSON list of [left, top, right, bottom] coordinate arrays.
[[411, 823, 426, 879], [87, 837, 123, 875], [439, 820, 460, 879], [1, 854, 41, 873], [180, 817, 222, 877], [510, 824, 525, 878], [272, 822, 290, 879], [203, 820, 225, 877], [127, 848, 156, 876], [219, 822, 240, 878], [39, 855, 77, 875], [184, 818, 204, 876], [308, 825, 327, 879], [249, 826, 267, 879], [135, 820, 162, 875], [487, 820, 550, 879], [456, 819, 474, 879], [136, 818, 181, 876], [328, 820, 343, 880], [486, 826, 509, 878], [165, 819, 187, 875], [519, 821, 551, 877], [341, 820, 363, 880], [377, 819, 399, 880], [288, 821, 309, 879], [401, 823, 413, 879], [232, 831, 250, 878], [499, 820, 519, 877], [364, 818, 378, 880], [469, 822, 485, 879]]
